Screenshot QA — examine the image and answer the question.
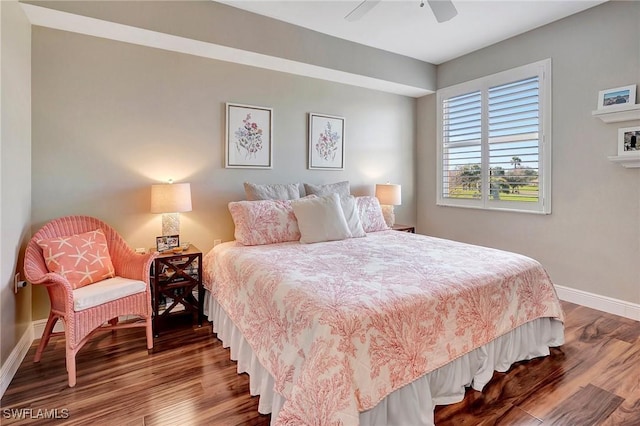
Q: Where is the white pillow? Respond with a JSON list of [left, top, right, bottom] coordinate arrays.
[[291, 193, 352, 244], [341, 195, 366, 238], [244, 182, 301, 201]]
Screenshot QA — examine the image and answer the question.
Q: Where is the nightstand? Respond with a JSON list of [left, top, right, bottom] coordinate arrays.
[[149, 245, 203, 337], [392, 224, 415, 233]]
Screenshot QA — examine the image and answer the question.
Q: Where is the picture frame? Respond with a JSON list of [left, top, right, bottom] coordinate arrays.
[[308, 113, 345, 170], [225, 102, 273, 169], [156, 235, 180, 252], [597, 85, 636, 110], [618, 126, 640, 156]]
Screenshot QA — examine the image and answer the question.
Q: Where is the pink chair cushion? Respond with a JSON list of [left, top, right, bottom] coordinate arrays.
[[37, 228, 115, 289]]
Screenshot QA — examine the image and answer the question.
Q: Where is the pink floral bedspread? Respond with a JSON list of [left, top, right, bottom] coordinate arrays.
[[203, 231, 564, 425]]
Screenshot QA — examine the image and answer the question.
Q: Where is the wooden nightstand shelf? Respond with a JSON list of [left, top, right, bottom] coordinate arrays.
[[150, 245, 203, 337], [392, 224, 415, 233]]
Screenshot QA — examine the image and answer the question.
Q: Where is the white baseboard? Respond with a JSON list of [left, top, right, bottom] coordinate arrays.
[[32, 315, 140, 339], [0, 326, 34, 399], [555, 285, 640, 321], [32, 317, 65, 338]]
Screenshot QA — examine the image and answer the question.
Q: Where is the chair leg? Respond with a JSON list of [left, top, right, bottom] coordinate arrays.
[[34, 314, 58, 363], [146, 317, 154, 350], [66, 347, 77, 388], [109, 317, 119, 335]]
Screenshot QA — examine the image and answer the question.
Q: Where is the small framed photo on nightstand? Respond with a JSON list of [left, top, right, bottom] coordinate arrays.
[[156, 235, 179, 252]]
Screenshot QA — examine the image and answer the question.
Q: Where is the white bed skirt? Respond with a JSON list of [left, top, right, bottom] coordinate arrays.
[[205, 291, 564, 426]]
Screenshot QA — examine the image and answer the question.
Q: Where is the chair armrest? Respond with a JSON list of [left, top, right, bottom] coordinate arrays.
[[29, 271, 72, 287], [28, 272, 74, 313], [113, 252, 158, 284]]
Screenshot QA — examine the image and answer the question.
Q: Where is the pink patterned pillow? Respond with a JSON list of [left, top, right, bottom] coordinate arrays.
[[229, 199, 301, 246], [37, 229, 115, 289], [356, 196, 390, 233]]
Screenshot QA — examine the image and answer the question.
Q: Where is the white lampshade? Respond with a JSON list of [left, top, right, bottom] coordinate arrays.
[[375, 183, 402, 206], [151, 183, 192, 214], [151, 182, 192, 237]]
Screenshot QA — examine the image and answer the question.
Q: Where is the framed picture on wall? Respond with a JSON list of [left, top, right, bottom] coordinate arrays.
[[597, 85, 636, 110], [618, 126, 640, 156], [225, 103, 273, 169], [308, 113, 345, 170]]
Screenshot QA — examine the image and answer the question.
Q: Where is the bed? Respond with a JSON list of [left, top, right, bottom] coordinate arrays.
[[202, 228, 564, 425]]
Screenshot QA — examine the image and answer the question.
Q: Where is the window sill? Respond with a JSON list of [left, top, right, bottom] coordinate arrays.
[[436, 201, 550, 215]]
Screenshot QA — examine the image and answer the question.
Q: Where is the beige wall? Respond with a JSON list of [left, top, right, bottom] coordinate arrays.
[[417, 1, 640, 304], [31, 27, 417, 319], [0, 0, 32, 365]]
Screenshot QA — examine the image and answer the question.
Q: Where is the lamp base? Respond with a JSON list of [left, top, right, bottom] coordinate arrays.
[[162, 213, 180, 236], [381, 205, 395, 228]]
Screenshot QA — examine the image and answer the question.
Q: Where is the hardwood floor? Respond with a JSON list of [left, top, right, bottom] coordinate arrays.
[[2, 301, 638, 425]]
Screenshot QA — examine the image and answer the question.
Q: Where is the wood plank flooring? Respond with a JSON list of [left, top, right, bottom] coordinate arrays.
[[2, 301, 638, 425]]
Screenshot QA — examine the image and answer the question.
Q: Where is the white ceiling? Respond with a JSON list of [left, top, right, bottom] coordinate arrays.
[[219, 0, 606, 64]]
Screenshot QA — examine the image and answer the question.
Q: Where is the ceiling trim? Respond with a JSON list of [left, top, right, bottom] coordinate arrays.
[[21, 3, 432, 98]]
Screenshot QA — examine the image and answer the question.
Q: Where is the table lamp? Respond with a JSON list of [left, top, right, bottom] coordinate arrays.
[[375, 183, 401, 227], [151, 181, 192, 236]]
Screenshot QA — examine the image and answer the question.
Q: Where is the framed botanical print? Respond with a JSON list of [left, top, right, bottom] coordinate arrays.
[[308, 113, 345, 170], [226, 103, 273, 169]]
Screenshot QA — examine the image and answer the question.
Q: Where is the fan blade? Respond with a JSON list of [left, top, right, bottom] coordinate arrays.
[[345, 0, 381, 22], [427, 0, 458, 23]]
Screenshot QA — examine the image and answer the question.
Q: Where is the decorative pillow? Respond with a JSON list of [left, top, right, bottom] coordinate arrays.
[[37, 229, 115, 289], [229, 199, 301, 245], [291, 193, 352, 244], [244, 182, 301, 201], [341, 195, 366, 238], [303, 181, 350, 198], [356, 196, 390, 233]]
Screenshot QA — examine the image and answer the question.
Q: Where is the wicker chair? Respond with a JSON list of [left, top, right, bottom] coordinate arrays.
[[24, 215, 158, 387]]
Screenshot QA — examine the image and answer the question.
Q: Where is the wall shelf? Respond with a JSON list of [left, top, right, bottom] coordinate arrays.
[[592, 104, 640, 123], [607, 155, 640, 168]]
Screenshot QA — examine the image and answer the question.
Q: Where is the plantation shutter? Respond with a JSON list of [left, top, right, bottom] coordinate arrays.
[[441, 90, 482, 200], [488, 76, 540, 203], [437, 59, 550, 213]]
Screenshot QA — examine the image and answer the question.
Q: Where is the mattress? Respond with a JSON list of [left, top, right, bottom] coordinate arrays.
[[203, 230, 564, 425]]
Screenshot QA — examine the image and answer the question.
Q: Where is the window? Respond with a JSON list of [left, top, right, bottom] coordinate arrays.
[[437, 59, 551, 214]]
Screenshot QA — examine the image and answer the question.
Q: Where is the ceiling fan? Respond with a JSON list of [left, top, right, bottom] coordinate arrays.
[[345, 0, 458, 23]]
